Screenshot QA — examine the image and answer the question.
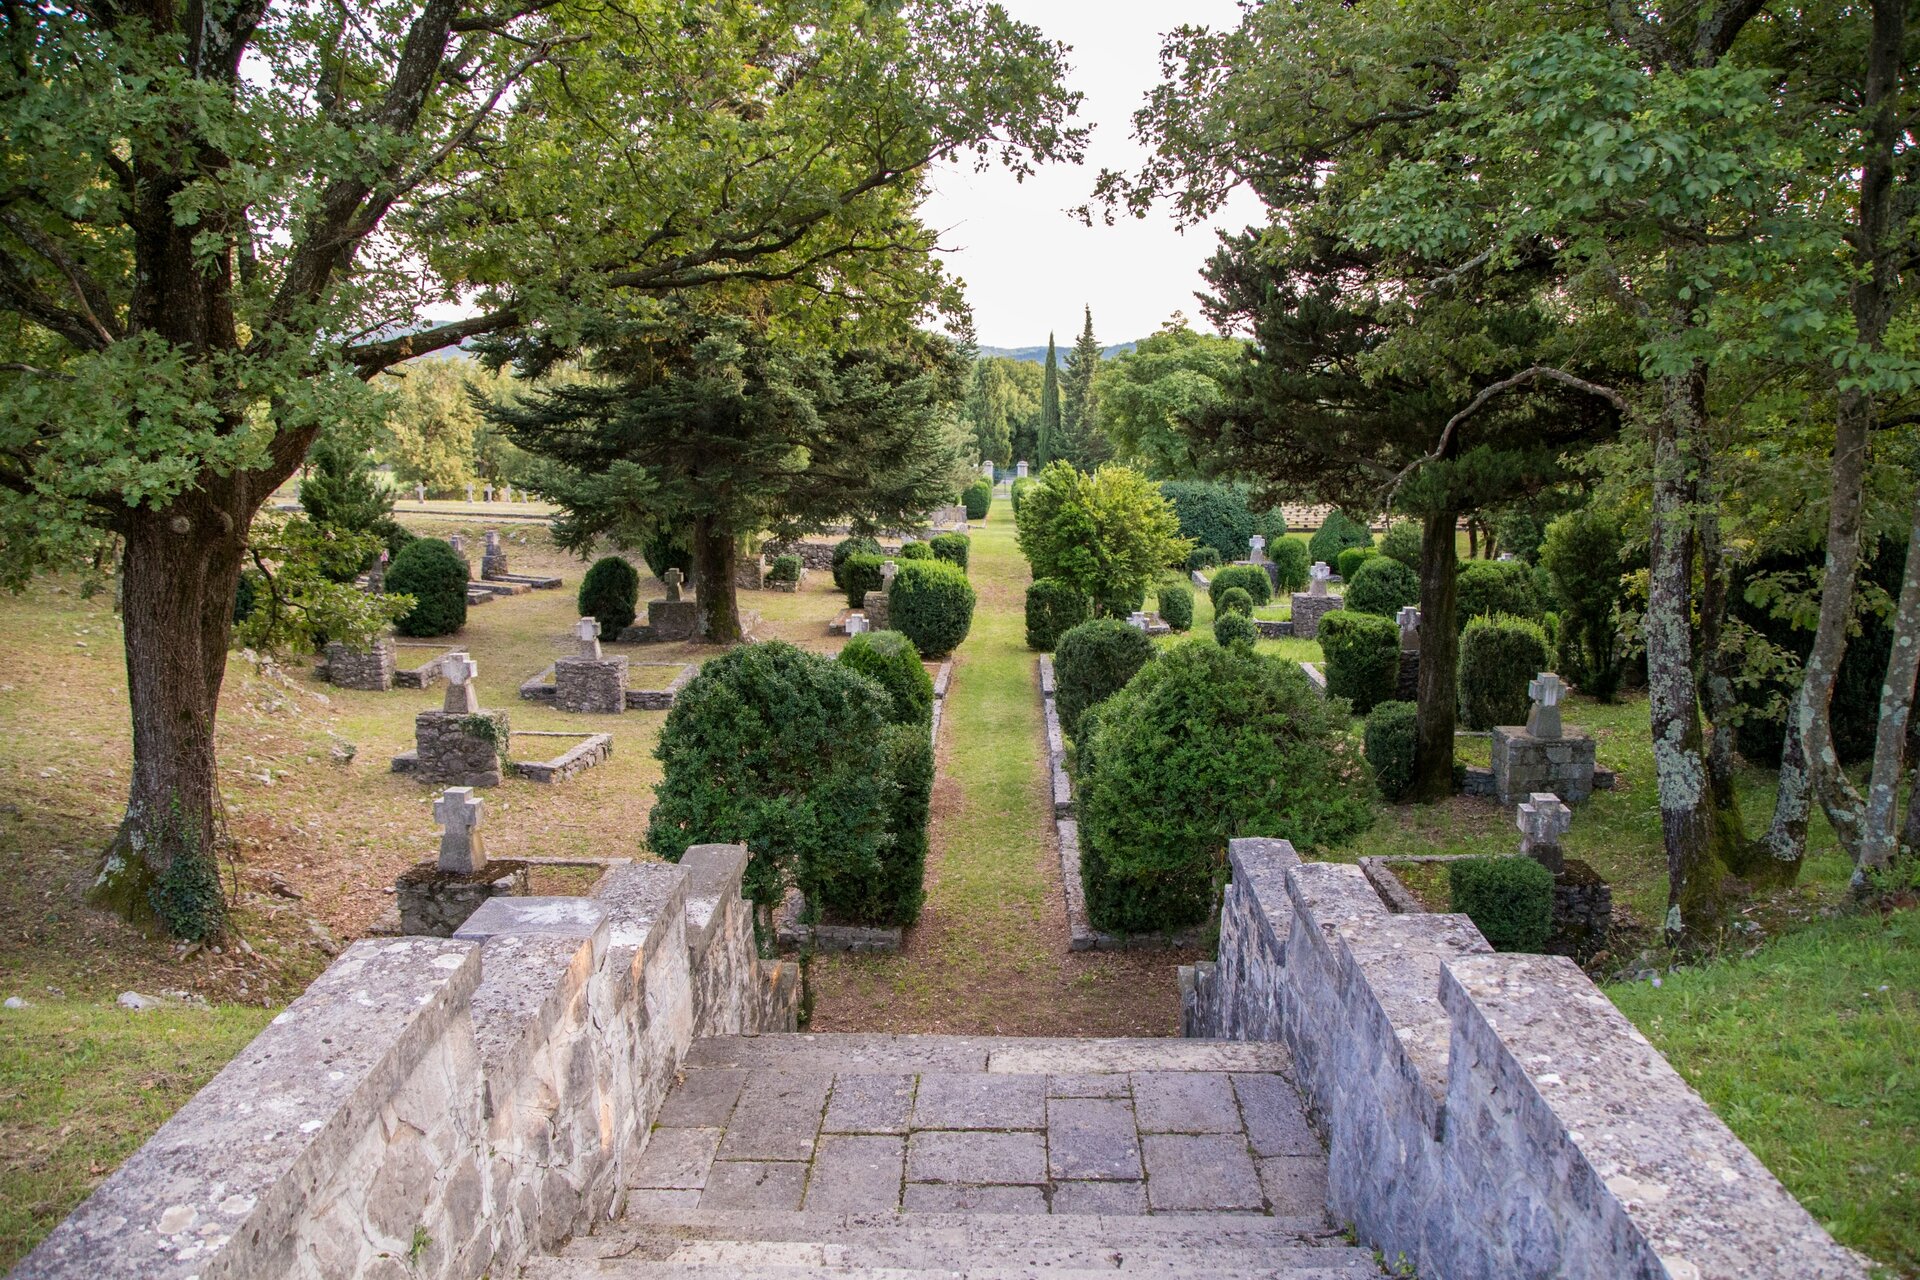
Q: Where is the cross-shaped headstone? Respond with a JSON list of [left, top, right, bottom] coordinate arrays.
[[663, 567, 684, 602], [483, 483, 494, 502], [1249, 534, 1267, 561], [485, 530, 501, 553], [1526, 672, 1566, 739], [1397, 605, 1421, 652], [433, 787, 488, 876], [442, 652, 479, 713], [415, 482, 426, 502], [1128, 611, 1149, 631], [500, 484, 512, 502], [465, 483, 474, 503], [572, 615, 603, 659], [1516, 791, 1571, 874], [880, 560, 899, 591], [846, 612, 868, 635], [1308, 561, 1332, 596]]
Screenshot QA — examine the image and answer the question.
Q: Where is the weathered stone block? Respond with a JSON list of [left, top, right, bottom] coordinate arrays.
[[863, 588, 891, 630], [411, 709, 508, 787], [554, 654, 627, 715], [323, 637, 395, 691], [1491, 725, 1596, 805], [1289, 592, 1341, 639], [646, 598, 698, 641], [395, 860, 528, 936]]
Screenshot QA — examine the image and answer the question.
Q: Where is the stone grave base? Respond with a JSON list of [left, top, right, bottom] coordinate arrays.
[[862, 588, 890, 630], [1397, 650, 1419, 701], [511, 731, 613, 784], [555, 654, 628, 714], [625, 663, 696, 711], [1460, 761, 1616, 800], [735, 557, 767, 590], [830, 607, 867, 636], [391, 644, 459, 688], [483, 571, 563, 589], [617, 597, 700, 643], [1288, 592, 1341, 639], [1492, 725, 1598, 805], [318, 638, 395, 691], [1253, 618, 1292, 639], [394, 858, 529, 936], [774, 887, 903, 954], [392, 709, 508, 786], [1300, 661, 1327, 696]]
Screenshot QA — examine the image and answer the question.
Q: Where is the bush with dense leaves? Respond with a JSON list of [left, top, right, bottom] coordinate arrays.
[[961, 478, 993, 520], [897, 540, 931, 560], [1308, 510, 1373, 565], [641, 528, 694, 582], [575, 555, 640, 640], [1158, 480, 1256, 561], [842, 552, 886, 608], [389, 538, 471, 637], [836, 723, 931, 926], [1335, 545, 1377, 582], [768, 554, 801, 584], [1077, 642, 1376, 934], [1319, 609, 1400, 714], [1218, 586, 1254, 617], [839, 630, 933, 728], [1054, 618, 1157, 739], [888, 559, 975, 658], [1207, 563, 1271, 611], [1017, 462, 1189, 617], [1213, 611, 1257, 651], [1540, 508, 1624, 701], [1378, 521, 1422, 569], [1364, 701, 1420, 801], [1158, 583, 1193, 631], [1010, 476, 1035, 515], [1456, 559, 1541, 627], [929, 532, 970, 570], [1344, 556, 1420, 618], [832, 536, 883, 590], [1026, 578, 1091, 650], [1187, 545, 1222, 572], [1265, 536, 1310, 592], [1448, 856, 1553, 952], [1457, 614, 1550, 729]]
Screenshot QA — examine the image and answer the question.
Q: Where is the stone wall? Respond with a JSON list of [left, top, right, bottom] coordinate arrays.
[[1183, 838, 1865, 1280], [1492, 725, 1598, 804], [555, 655, 628, 714], [322, 638, 396, 691], [17, 844, 798, 1280], [410, 710, 508, 787], [1288, 592, 1341, 639]]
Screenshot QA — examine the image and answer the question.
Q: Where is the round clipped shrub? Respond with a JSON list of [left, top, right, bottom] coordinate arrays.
[[1344, 556, 1420, 618], [1319, 609, 1400, 714], [1187, 545, 1222, 572], [648, 641, 899, 917], [768, 554, 801, 584], [1335, 545, 1378, 582], [889, 559, 976, 659], [1026, 578, 1091, 651], [1308, 510, 1373, 565], [1364, 700, 1420, 801], [1207, 563, 1272, 612], [388, 538, 470, 637], [962, 478, 993, 520], [1077, 642, 1376, 934], [838, 630, 933, 728], [832, 535, 882, 590], [1158, 583, 1193, 632], [1457, 559, 1541, 627], [576, 554, 640, 640], [1378, 521, 1422, 569], [1054, 618, 1157, 740], [1448, 856, 1553, 952], [897, 541, 931, 561], [1218, 586, 1254, 617], [842, 552, 886, 608], [1457, 613, 1549, 729], [1213, 611, 1257, 651], [1266, 537, 1310, 592], [1010, 476, 1035, 515], [929, 532, 970, 571], [856, 722, 933, 926]]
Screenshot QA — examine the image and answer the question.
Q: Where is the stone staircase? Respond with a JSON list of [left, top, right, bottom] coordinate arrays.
[[521, 1033, 1383, 1279]]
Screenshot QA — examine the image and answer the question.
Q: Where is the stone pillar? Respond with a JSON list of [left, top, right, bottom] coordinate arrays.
[[447, 534, 471, 579], [555, 617, 628, 713], [366, 549, 387, 594], [481, 529, 509, 580], [415, 482, 426, 502]]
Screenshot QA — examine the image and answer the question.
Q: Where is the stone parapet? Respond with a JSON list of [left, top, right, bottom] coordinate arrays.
[[1288, 592, 1341, 639], [554, 654, 628, 714], [1491, 724, 1597, 805]]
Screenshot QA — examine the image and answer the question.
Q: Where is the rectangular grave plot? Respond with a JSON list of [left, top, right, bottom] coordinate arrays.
[[511, 731, 614, 784]]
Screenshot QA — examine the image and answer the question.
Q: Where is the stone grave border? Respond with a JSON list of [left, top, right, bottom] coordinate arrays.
[[510, 730, 614, 784], [520, 661, 697, 711], [391, 643, 461, 689]]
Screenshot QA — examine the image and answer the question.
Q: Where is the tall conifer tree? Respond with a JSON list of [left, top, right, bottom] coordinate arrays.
[[1038, 333, 1062, 464], [1058, 306, 1112, 470]]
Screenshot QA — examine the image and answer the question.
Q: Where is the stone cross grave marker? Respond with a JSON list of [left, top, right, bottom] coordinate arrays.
[[483, 483, 494, 502], [465, 483, 474, 503], [415, 482, 426, 502], [1516, 791, 1571, 874], [663, 567, 684, 602], [1308, 561, 1331, 596], [1526, 672, 1565, 739], [1249, 534, 1266, 561], [486, 529, 501, 554], [1128, 611, 1149, 631], [443, 652, 480, 714], [1397, 605, 1421, 652], [1016, 460, 1029, 478], [846, 613, 868, 635], [368, 548, 388, 593], [433, 787, 488, 876], [572, 616, 603, 659], [880, 560, 899, 591]]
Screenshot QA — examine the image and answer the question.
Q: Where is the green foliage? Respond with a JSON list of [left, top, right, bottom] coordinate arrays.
[[1457, 614, 1550, 730], [387, 539, 470, 638], [1186, 545, 1222, 572], [1158, 480, 1256, 561], [962, 479, 993, 520], [1335, 545, 1378, 582], [1448, 857, 1554, 952], [1378, 521, 1422, 569], [1097, 321, 1245, 478], [1015, 462, 1191, 616], [768, 554, 802, 584], [1054, 618, 1157, 740], [640, 527, 695, 583], [961, 356, 1042, 465], [838, 722, 933, 927], [842, 553, 887, 608], [1541, 508, 1626, 701], [578, 555, 641, 640], [832, 536, 884, 590], [1456, 559, 1541, 628], [897, 541, 932, 561], [1077, 641, 1376, 934], [377, 357, 503, 493], [1158, 583, 1193, 632], [1056, 307, 1113, 470], [231, 512, 414, 656], [888, 559, 976, 659], [1038, 335, 1064, 465], [1319, 610, 1400, 714], [1218, 586, 1254, 617], [1308, 511, 1373, 565], [929, 532, 970, 570], [1207, 563, 1271, 611], [299, 429, 399, 572], [1344, 556, 1420, 618], [1213, 611, 1258, 651], [838, 630, 934, 729], [1025, 578, 1091, 650], [1265, 537, 1310, 592], [1010, 476, 1035, 515], [233, 573, 256, 626], [144, 799, 224, 944], [1364, 701, 1420, 802]]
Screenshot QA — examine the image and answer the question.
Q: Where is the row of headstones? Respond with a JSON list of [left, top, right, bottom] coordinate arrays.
[[407, 482, 533, 503]]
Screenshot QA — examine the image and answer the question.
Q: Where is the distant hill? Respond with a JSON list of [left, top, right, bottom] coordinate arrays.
[[977, 341, 1138, 364]]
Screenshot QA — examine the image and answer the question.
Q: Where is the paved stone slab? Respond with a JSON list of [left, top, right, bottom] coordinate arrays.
[[1141, 1134, 1264, 1212], [657, 1069, 747, 1128], [687, 1034, 992, 1073], [902, 1183, 1049, 1214], [1257, 1155, 1330, 1217], [986, 1039, 1292, 1075], [1051, 1180, 1150, 1216], [912, 1072, 1046, 1131], [631, 1127, 722, 1190], [1046, 1097, 1142, 1181], [1047, 1073, 1132, 1098], [823, 1073, 916, 1134], [803, 1135, 905, 1212], [906, 1131, 1046, 1186], [620, 1189, 702, 1215], [1131, 1072, 1241, 1134], [698, 1161, 809, 1211], [716, 1074, 829, 1161], [1232, 1073, 1318, 1157]]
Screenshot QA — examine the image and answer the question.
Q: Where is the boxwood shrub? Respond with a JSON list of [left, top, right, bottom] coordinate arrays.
[[962, 478, 993, 520], [844, 722, 933, 926], [842, 552, 886, 608], [1457, 613, 1549, 729], [1378, 521, 1422, 569], [1335, 545, 1378, 582], [839, 630, 933, 728], [1319, 609, 1400, 714], [1010, 476, 1034, 515], [388, 538, 469, 637], [1054, 617, 1156, 740], [768, 554, 801, 584], [1218, 586, 1254, 617], [1448, 856, 1554, 952], [897, 540, 931, 561], [1308, 510, 1373, 565], [929, 532, 970, 571], [1026, 578, 1091, 651], [1077, 641, 1376, 934], [889, 559, 976, 659], [1266, 537, 1310, 593], [1213, 611, 1257, 651], [1186, 545, 1222, 572], [1457, 559, 1541, 627], [1207, 563, 1271, 612], [1158, 480, 1255, 561], [1344, 556, 1420, 618], [831, 535, 882, 590], [1158, 583, 1193, 632], [1364, 700, 1420, 801]]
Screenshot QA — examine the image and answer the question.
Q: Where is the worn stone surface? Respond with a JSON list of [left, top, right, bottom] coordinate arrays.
[[407, 708, 507, 787], [554, 654, 627, 714], [1141, 1134, 1264, 1212], [1046, 1098, 1142, 1181], [912, 1072, 1046, 1131], [323, 638, 395, 691], [1492, 725, 1597, 805], [511, 732, 613, 784], [1289, 592, 1341, 639], [803, 1135, 906, 1211], [823, 1074, 917, 1134], [646, 597, 698, 642]]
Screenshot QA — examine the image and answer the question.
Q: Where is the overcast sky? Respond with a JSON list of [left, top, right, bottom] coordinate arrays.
[[919, 0, 1265, 350]]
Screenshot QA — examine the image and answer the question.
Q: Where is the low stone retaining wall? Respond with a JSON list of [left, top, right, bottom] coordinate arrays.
[[1182, 837, 1866, 1280], [511, 731, 614, 784], [17, 844, 798, 1280]]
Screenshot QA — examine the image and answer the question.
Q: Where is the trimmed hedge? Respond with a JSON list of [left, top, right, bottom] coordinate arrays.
[[897, 540, 931, 561], [1054, 617, 1156, 740], [1308, 510, 1373, 565], [1207, 563, 1271, 611], [853, 723, 933, 926], [1218, 586, 1254, 617], [1378, 521, 1422, 569], [1335, 545, 1378, 582], [1158, 583, 1193, 632], [579, 555, 641, 640], [388, 538, 469, 637], [842, 552, 886, 608], [889, 559, 975, 659], [1344, 556, 1420, 618], [1187, 545, 1222, 572], [1457, 559, 1541, 627], [1010, 476, 1034, 515], [1077, 641, 1376, 934], [929, 532, 970, 571], [1214, 611, 1257, 651], [831, 536, 882, 590], [768, 554, 801, 584], [838, 629, 934, 728], [962, 478, 993, 520], [1319, 609, 1399, 714], [1364, 700, 1420, 801], [1158, 480, 1255, 561], [1448, 856, 1553, 952], [1266, 537, 1310, 593], [1457, 613, 1549, 730], [1026, 578, 1091, 651]]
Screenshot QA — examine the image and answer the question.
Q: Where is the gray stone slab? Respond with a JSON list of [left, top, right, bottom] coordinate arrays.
[[716, 1074, 830, 1161], [1141, 1134, 1264, 1212], [823, 1074, 916, 1135], [630, 1127, 721, 1190], [656, 1069, 747, 1128], [903, 1183, 1049, 1214], [912, 1072, 1046, 1131], [698, 1160, 809, 1211], [1131, 1072, 1242, 1134], [986, 1040, 1293, 1075], [1046, 1098, 1142, 1181], [1232, 1074, 1318, 1157], [906, 1131, 1046, 1186], [1051, 1180, 1150, 1216], [802, 1135, 905, 1212], [1257, 1155, 1330, 1217], [619, 1189, 702, 1215], [1047, 1073, 1132, 1098], [453, 894, 608, 943], [686, 1034, 993, 1073]]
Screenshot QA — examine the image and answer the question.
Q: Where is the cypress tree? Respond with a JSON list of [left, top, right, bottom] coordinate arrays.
[[1038, 332, 1062, 464], [1058, 305, 1111, 470]]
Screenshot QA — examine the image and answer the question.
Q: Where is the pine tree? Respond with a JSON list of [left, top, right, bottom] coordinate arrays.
[[1037, 333, 1062, 464], [1058, 305, 1112, 470]]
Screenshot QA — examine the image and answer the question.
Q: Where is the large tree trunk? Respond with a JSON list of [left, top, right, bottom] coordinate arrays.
[[690, 517, 745, 644], [1412, 507, 1460, 802], [1857, 490, 1920, 880]]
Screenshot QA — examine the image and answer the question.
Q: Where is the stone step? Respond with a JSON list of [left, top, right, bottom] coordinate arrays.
[[681, 1034, 1295, 1076], [525, 1261, 1381, 1280]]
